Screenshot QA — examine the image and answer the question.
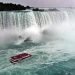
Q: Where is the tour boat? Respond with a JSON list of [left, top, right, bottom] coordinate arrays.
[[10, 53, 32, 64]]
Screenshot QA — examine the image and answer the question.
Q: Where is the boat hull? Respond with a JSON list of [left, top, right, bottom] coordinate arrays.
[[10, 53, 32, 64]]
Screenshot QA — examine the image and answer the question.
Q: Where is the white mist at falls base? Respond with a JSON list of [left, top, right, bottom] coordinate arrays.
[[0, 22, 60, 46], [0, 24, 55, 46], [0, 9, 75, 75]]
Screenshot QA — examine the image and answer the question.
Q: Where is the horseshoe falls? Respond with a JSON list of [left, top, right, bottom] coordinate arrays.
[[0, 8, 75, 75]]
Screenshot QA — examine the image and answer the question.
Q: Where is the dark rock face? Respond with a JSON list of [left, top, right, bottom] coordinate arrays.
[[24, 37, 30, 42]]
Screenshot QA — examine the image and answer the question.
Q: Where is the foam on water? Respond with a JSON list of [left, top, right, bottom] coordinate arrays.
[[0, 9, 75, 75]]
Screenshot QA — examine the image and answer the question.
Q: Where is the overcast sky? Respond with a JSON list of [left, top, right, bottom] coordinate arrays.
[[0, 0, 75, 7]]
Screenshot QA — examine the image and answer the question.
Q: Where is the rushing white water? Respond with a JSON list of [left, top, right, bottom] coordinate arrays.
[[0, 10, 68, 44], [0, 8, 75, 75]]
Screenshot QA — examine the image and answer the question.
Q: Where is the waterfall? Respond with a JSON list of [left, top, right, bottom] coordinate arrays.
[[0, 9, 75, 44], [0, 10, 71, 30], [0, 11, 37, 29], [0, 9, 75, 75]]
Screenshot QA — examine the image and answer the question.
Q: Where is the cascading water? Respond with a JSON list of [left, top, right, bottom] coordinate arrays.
[[0, 11, 37, 29], [0, 8, 75, 75]]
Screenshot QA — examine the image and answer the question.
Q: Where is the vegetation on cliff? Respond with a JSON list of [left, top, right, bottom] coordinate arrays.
[[0, 2, 58, 11]]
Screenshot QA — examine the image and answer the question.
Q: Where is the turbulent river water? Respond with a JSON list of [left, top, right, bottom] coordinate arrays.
[[0, 8, 75, 75]]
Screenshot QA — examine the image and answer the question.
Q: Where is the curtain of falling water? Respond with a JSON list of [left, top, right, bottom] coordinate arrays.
[[0, 10, 67, 30]]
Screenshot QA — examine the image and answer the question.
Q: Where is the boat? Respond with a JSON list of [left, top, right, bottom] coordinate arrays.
[[10, 53, 32, 64]]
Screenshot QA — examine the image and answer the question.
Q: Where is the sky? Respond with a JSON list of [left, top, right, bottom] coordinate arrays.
[[0, 0, 75, 7]]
